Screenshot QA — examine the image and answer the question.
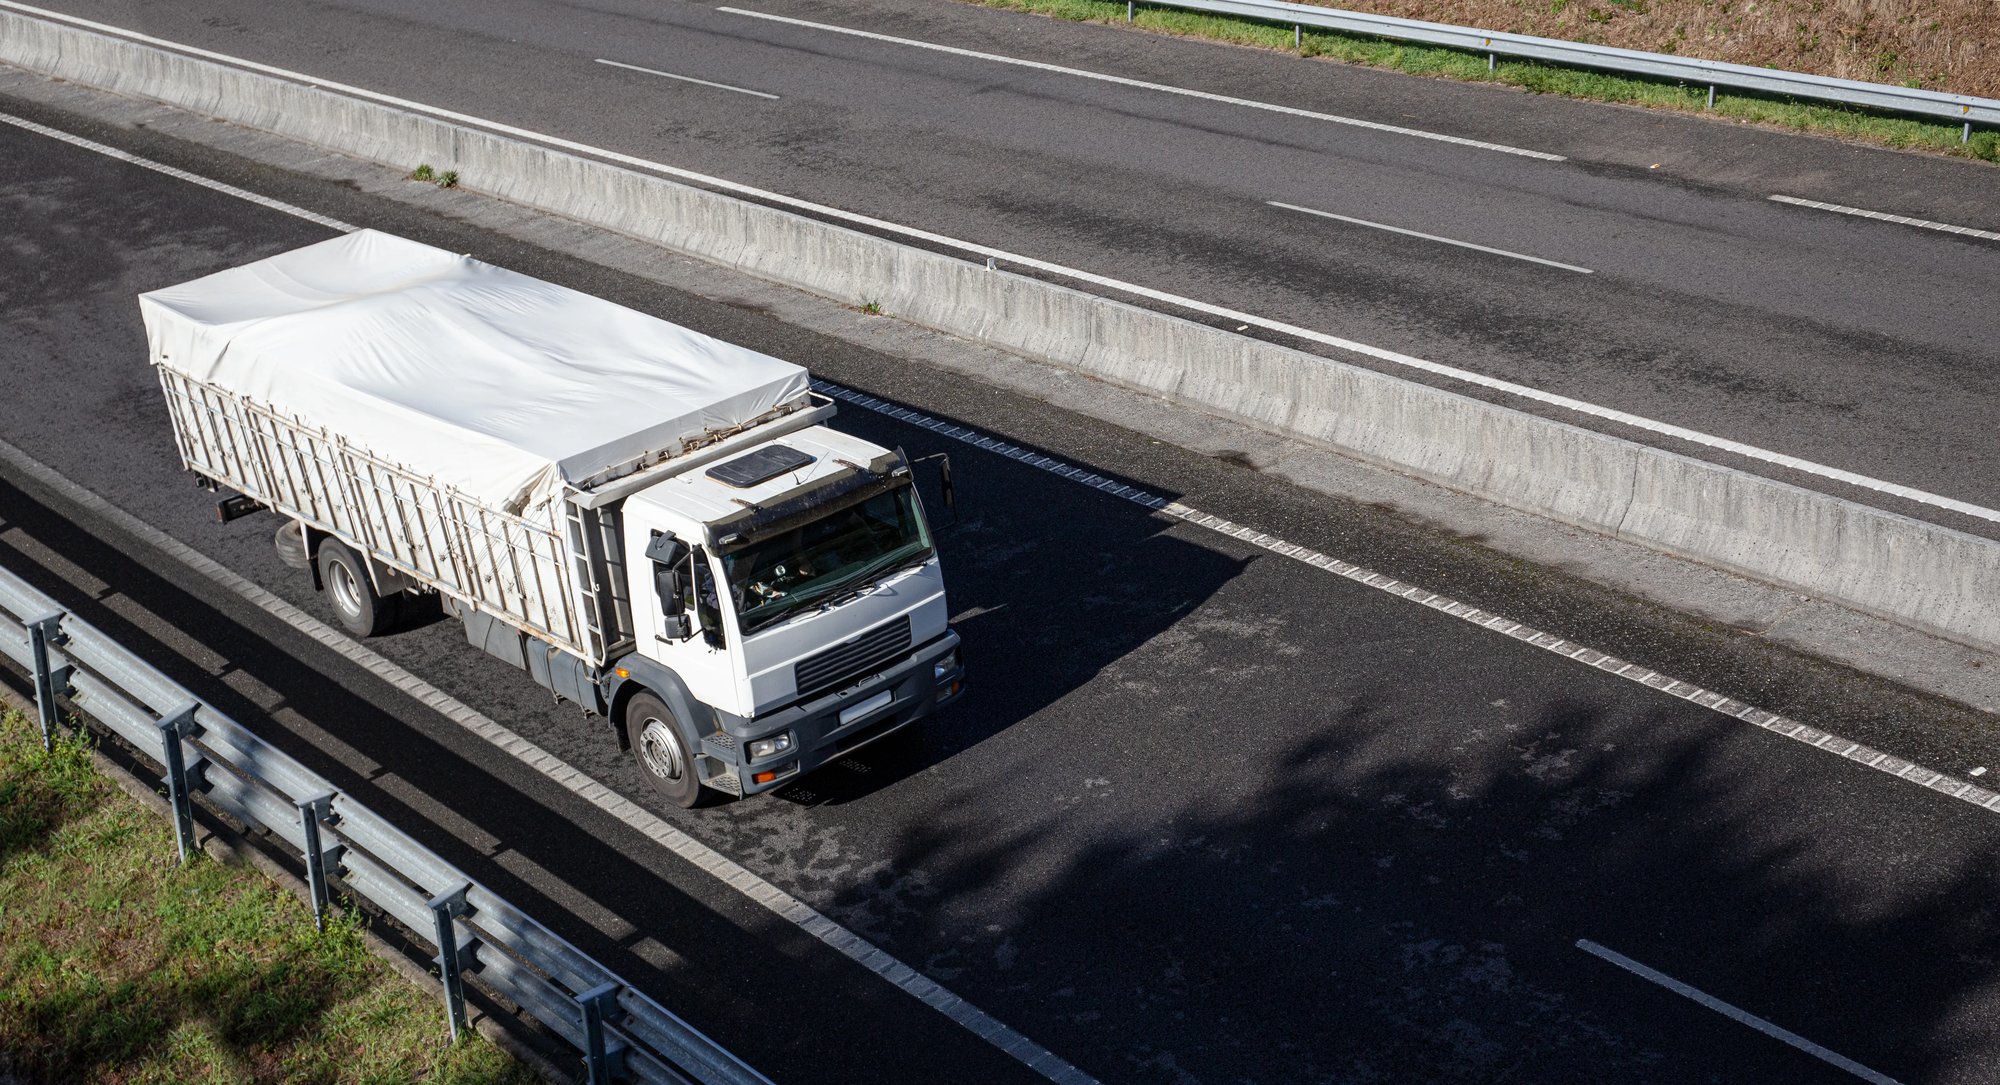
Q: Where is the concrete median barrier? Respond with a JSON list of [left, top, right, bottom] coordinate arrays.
[[4, 9, 1994, 652]]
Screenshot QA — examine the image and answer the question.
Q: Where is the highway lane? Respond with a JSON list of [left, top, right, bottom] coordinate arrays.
[[6, 99, 2000, 1083], [10, 0, 2000, 540]]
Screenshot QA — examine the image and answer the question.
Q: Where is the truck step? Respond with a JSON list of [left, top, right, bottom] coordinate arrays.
[[707, 771, 743, 797]]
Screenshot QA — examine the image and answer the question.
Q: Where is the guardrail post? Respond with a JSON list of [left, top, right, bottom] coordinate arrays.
[[295, 791, 337, 932], [576, 982, 628, 1085], [1126, 0, 1132, 20], [1965, 121, 1973, 143], [427, 883, 474, 1042], [26, 610, 73, 752], [1293, 23, 1300, 47], [1706, 85, 1716, 109], [155, 703, 203, 863]]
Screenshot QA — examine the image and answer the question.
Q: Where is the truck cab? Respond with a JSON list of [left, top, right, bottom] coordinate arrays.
[[610, 425, 963, 805]]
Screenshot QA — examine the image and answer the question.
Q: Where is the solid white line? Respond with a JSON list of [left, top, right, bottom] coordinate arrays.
[[1770, 194, 2000, 242], [0, 111, 359, 232], [1575, 940, 1904, 1085], [594, 58, 779, 99], [713, 5, 1564, 161], [7, 0, 1993, 527], [814, 379, 2000, 816], [1269, 200, 1592, 273], [0, 436, 1100, 1085]]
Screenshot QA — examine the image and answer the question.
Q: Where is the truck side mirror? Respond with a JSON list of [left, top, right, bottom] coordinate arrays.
[[647, 532, 694, 640], [645, 531, 689, 566], [901, 449, 958, 527], [657, 564, 685, 615]]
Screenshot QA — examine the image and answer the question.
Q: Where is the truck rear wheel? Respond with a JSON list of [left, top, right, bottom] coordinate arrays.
[[317, 538, 397, 637], [626, 692, 704, 809]]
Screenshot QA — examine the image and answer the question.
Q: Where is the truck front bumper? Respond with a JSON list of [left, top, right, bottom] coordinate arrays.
[[713, 629, 963, 796]]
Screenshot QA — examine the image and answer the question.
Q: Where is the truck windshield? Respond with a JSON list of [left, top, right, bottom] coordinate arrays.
[[720, 484, 932, 634]]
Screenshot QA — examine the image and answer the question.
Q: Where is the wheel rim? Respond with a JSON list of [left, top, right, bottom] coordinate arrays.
[[637, 717, 684, 781], [328, 558, 363, 617]]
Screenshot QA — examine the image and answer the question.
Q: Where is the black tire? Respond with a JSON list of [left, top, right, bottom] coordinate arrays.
[[625, 692, 704, 809], [316, 538, 396, 637], [273, 521, 311, 571]]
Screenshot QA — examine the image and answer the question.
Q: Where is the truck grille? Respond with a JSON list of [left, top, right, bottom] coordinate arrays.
[[794, 616, 911, 701]]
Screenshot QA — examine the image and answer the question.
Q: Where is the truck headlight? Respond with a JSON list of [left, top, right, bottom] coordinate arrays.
[[748, 732, 794, 760], [933, 649, 959, 681]]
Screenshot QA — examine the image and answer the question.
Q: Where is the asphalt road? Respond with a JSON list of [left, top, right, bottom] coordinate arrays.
[[6, 97, 2000, 1084], [10, 0, 2000, 541]]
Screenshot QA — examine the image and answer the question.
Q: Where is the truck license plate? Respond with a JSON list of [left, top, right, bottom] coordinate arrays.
[[839, 690, 893, 726]]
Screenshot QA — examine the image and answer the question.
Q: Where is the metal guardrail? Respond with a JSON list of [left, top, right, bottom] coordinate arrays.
[[0, 560, 772, 1085], [1124, 0, 1999, 138]]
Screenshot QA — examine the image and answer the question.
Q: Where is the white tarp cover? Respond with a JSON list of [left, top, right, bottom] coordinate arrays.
[[139, 230, 811, 516]]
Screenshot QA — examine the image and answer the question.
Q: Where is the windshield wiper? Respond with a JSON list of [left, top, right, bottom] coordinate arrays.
[[794, 547, 922, 610], [743, 547, 930, 631], [807, 549, 931, 614]]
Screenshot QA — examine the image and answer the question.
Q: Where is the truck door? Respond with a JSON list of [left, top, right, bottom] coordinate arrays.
[[629, 523, 739, 715]]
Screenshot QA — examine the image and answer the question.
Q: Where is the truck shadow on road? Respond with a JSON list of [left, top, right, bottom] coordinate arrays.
[[746, 406, 1256, 809]]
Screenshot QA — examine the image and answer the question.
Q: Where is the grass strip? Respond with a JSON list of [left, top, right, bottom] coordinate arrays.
[[962, 0, 2000, 163], [0, 708, 539, 1084]]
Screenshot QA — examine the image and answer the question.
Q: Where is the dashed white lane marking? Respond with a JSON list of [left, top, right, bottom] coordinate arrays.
[[715, 6, 1564, 161], [1770, 194, 2000, 243], [815, 380, 2000, 816], [8, 2, 1995, 528], [1575, 940, 1904, 1085], [594, 58, 780, 99], [1269, 200, 1593, 273], [0, 438, 1100, 1085], [0, 110, 359, 232]]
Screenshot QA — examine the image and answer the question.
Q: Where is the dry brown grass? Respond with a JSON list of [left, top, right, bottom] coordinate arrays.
[[973, 0, 2000, 160], [1347, 0, 1999, 97]]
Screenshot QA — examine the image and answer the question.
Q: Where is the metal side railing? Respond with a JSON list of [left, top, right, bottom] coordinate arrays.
[[0, 559, 771, 1085], [1120, 0, 1999, 138]]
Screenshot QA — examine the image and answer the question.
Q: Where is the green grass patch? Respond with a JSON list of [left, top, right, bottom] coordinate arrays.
[[0, 710, 538, 1084], [962, 0, 2000, 162]]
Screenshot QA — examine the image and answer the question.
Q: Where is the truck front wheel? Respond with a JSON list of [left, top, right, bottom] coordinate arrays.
[[317, 539, 396, 638], [626, 692, 704, 809]]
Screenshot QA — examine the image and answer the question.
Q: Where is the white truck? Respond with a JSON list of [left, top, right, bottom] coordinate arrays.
[[140, 230, 964, 806]]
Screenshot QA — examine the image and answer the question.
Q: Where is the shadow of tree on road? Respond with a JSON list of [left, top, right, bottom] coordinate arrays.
[[810, 687, 2000, 1083]]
